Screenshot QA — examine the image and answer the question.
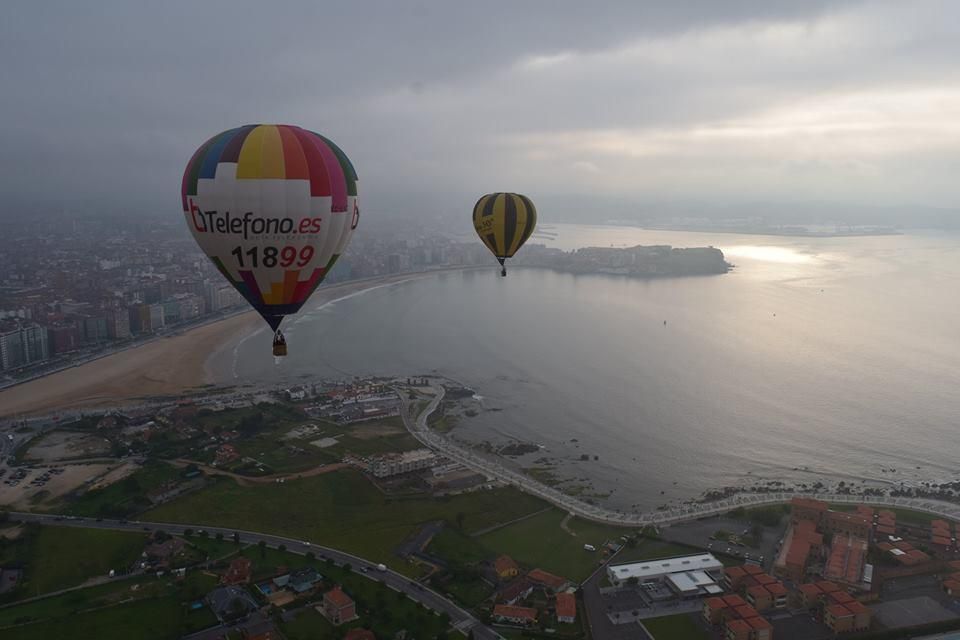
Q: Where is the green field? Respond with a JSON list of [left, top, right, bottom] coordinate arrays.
[[642, 613, 708, 640], [614, 539, 720, 565], [0, 591, 218, 640], [0, 571, 216, 627], [477, 509, 631, 581], [0, 525, 147, 596], [145, 468, 547, 566]]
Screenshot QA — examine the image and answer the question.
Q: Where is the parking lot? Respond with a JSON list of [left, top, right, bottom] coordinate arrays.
[[659, 514, 787, 568]]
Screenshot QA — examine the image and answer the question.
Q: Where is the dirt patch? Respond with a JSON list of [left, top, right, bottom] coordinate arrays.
[[0, 524, 24, 540], [25, 431, 111, 462], [349, 422, 404, 440], [89, 461, 139, 491]]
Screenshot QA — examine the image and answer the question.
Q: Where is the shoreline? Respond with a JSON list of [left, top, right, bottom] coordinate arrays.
[[0, 268, 477, 418]]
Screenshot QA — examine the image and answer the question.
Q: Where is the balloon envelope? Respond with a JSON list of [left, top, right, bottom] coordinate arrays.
[[181, 124, 358, 331], [472, 192, 537, 266]]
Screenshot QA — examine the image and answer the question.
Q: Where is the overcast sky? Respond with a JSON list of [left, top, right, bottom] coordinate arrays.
[[3, 0, 960, 223]]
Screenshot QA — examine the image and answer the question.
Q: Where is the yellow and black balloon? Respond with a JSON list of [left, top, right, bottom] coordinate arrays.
[[472, 192, 537, 276]]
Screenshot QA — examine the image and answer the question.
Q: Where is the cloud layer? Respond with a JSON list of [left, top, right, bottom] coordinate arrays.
[[2, 0, 959, 221]]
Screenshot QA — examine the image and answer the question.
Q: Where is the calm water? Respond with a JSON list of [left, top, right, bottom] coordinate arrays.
[[216, 225, 960, 510]]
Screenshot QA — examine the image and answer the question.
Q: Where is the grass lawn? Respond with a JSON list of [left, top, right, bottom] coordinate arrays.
[[145, 469, 546, 566], [614, 539, 719, 565], [1, 525, 148, 596], [0, 571, 218, 634], [0, 592, 218, 640], [444, 577, 493, 608], [641, 613, 708, 640], [477, 508, 631, 581], [428, 527, 489, 565]]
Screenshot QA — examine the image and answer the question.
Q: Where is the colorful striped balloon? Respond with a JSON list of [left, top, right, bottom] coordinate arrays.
[[472, 192, 537, 276], [182, 124, 359, 349]]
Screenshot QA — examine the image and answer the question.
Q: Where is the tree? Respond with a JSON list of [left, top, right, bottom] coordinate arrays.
[[455, 512, 466, 530], [184, 528, 194, 537], [233, 532, 240, 545], [258, 540, 267, 558], [343, 563, 352, 573], [305, 551, 315, 561], [278, 543, 287, 553], [215, 532, 224, 542], [626, 577, 639, 587]]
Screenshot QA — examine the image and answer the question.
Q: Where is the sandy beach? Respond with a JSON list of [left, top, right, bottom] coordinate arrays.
[[0, 269, 469, 418]]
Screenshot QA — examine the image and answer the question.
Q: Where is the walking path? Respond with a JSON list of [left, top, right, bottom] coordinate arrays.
[[400, 385, 960, 529]]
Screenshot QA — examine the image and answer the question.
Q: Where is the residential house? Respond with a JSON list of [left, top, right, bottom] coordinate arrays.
[[494, 555, 519, 580], [528, 568, 569, 593], [288, 567, 321, 593], [498, 578, 534, 605], [492, 604, 538, 626], [556, 592, 576, 624], [222, 557, 252, 585], [320, 586, 358, 625]]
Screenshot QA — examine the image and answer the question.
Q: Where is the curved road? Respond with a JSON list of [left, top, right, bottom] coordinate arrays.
[[9, 511, 501, 640], [401, 385, 960, 528]]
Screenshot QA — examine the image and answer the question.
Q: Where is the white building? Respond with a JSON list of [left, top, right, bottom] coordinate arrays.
[[606, 553, 723, 587], [368, 449, 437, 478]]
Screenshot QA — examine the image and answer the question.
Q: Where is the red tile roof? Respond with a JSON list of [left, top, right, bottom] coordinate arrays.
[[528, 568, 568, 590], [817, 581, 840, 593], [943, 580, 960, 592], [747, 585, 770, 600], [723, 595, 747, 608], [827, 604, 854, 619], [743, 564, 763, 575], [766, 583, 788, 597], [324, 587, 354, 609], [799, 583, 822, 597], [726, 619, 752, 633], [344, 629, 376, 640], [845, 601, 869, 614], [493, 604, 537, 621], [556, 592, 576, 619], [748, 616, 773, 630], [756, 574, 776, 585], [705, 597, 726, 609], [726, 566, 747, 579], [829, 590, 854, 604], [734, 605, 759, 620]]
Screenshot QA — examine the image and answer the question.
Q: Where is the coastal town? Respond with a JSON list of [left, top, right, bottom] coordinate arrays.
[[3, 375, 960, 639], [0, 212, 730, 386]]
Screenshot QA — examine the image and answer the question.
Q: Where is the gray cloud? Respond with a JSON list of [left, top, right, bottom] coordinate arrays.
[[2, 0, 958, 223]]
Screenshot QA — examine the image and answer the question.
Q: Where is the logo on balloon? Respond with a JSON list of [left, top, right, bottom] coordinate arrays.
[[188, 198, 323, 240]]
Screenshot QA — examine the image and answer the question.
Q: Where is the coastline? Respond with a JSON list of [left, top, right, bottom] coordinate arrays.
[[0, 268, 478, 418]]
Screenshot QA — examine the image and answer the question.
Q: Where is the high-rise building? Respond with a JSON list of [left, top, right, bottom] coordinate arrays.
[[0, 322, 50, 371]]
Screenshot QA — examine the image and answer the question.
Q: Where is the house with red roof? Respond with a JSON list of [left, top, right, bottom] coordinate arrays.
[[320, 587, 358, 625], [555, 592, 576, 623], [492, 604, 537, 625], [528, 568, 569, 592], [221, 557, 252, 585]]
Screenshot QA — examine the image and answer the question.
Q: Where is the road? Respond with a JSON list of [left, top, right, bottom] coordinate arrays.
[[8, 511, 503, 640], [399, 385, 960, 529]]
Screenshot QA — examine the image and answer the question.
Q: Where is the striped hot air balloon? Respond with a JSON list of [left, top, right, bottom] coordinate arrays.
[[472, 192, 537, 276], [181, 124, 359, 355]]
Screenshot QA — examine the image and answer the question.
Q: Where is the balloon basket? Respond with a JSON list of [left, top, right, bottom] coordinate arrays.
[[273, 343, 288, 357]]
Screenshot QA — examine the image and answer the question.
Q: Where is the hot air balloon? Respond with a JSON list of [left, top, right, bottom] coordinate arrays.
[[472, 192, 537, 276], [181, 124, 359, 356]]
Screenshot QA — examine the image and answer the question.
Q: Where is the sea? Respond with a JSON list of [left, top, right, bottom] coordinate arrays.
[[211, 224, 960, 511]]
